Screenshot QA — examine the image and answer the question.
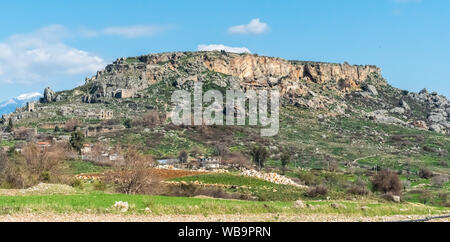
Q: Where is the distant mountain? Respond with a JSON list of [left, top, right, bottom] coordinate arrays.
[[0, 92, 43, 116]]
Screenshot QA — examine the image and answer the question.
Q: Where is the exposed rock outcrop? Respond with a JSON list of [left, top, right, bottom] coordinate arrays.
[[83, 52, 383, 102], [41, 87, 56, 103]]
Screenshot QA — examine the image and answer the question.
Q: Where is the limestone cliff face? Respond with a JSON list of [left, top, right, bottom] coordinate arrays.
[[203, 54, 380, 87], [83, 51, 382, 101]]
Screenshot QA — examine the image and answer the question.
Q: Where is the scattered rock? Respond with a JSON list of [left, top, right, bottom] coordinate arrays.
[[362, 84, 378, 96], [429, 124, 445, 133], [392, 196, 401, 203], [241, 169, 307, 188], [412, 121, 428, 130], [390, 107, 405, 115], [399, 100, 410, 110], [419, 88, 428, 94], [294, 200, 306, 209], [331, 203, 346, 209], [113, 201, 129, 212]]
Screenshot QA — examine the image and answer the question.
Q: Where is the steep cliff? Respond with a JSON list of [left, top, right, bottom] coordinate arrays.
[[83, 51, 383, 101]]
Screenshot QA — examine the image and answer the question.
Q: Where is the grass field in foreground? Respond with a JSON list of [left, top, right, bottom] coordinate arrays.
[[0, 193, 447, 217]]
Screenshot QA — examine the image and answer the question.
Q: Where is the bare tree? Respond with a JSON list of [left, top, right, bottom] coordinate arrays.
[[112, 147, 156, 194]]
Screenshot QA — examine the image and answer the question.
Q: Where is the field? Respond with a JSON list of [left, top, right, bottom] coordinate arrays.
[[0, 192, 448, 222], [0, 170, 448, 222]]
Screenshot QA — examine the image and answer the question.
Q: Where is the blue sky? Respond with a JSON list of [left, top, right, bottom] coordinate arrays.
[[0, 0, 449, 100]]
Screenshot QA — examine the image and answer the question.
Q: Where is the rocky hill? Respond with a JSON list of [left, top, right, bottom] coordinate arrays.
[[2, 51, 448, 134], [1, 51, 449, 206]]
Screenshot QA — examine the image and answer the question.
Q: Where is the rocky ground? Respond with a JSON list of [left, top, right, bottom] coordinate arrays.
[[0, 213, 448, 222]]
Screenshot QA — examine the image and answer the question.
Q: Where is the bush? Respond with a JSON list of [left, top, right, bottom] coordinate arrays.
[[371, 170, 403, 195], [93, 180, 106, 191], [123, 119, 132, 129], [305, 185, 328, 197], [70, 179, 83, 189], [347, 179, 369, 195], [296, 171, 322, 186], [419, 168, 433, 179], [39, 172, 51, 182]]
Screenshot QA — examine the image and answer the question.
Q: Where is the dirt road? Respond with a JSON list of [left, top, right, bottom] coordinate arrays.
[[1, 213, 448, 222]]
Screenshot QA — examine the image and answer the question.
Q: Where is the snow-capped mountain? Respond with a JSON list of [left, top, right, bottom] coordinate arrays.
[[0, 92, 43, 116]]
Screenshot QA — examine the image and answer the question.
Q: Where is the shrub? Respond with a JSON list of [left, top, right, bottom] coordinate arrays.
[[419, 191, 433, 204], [93, 180, 106, 191], [70, 179, 83, 189], [419, 168, 433, 179], [305, 185, 328, 197], [296, 171, 322, 186], [39, 172, 51, 182], [347, 179, 369, 195], [123, 119, 132, 128], [371, 170, 403, 195]]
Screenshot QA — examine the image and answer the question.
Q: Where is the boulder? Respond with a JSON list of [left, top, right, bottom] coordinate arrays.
[[293, 200, 306, 209], [367, 110, 406, 126], [419, 88, 428, 95], [412, 121, 428, 130], [430, 124, 445, 133], [428, 113, 446, 123], [399, 100, 410, 110], [390, 107, 405, 115], [362, 84, 378, 96], [392, 195, 401, 203], [42, 87, 56, 103]]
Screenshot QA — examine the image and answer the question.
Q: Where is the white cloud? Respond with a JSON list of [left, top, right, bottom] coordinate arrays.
[[0, 25, 105, 84], [197, 44, 251, 54], [228, 19, 269, 35], [79, 25, 173, 38]]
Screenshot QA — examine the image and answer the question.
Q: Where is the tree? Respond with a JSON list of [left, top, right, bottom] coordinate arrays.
[[250, 146, 269, 171], [54, 126, 61, 132], [213, 143, 230, 157], [178, 151, 188, 163], [69, 131, 85, 154], [280, 151, 291, 175], [109, 146, 156, 194]]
